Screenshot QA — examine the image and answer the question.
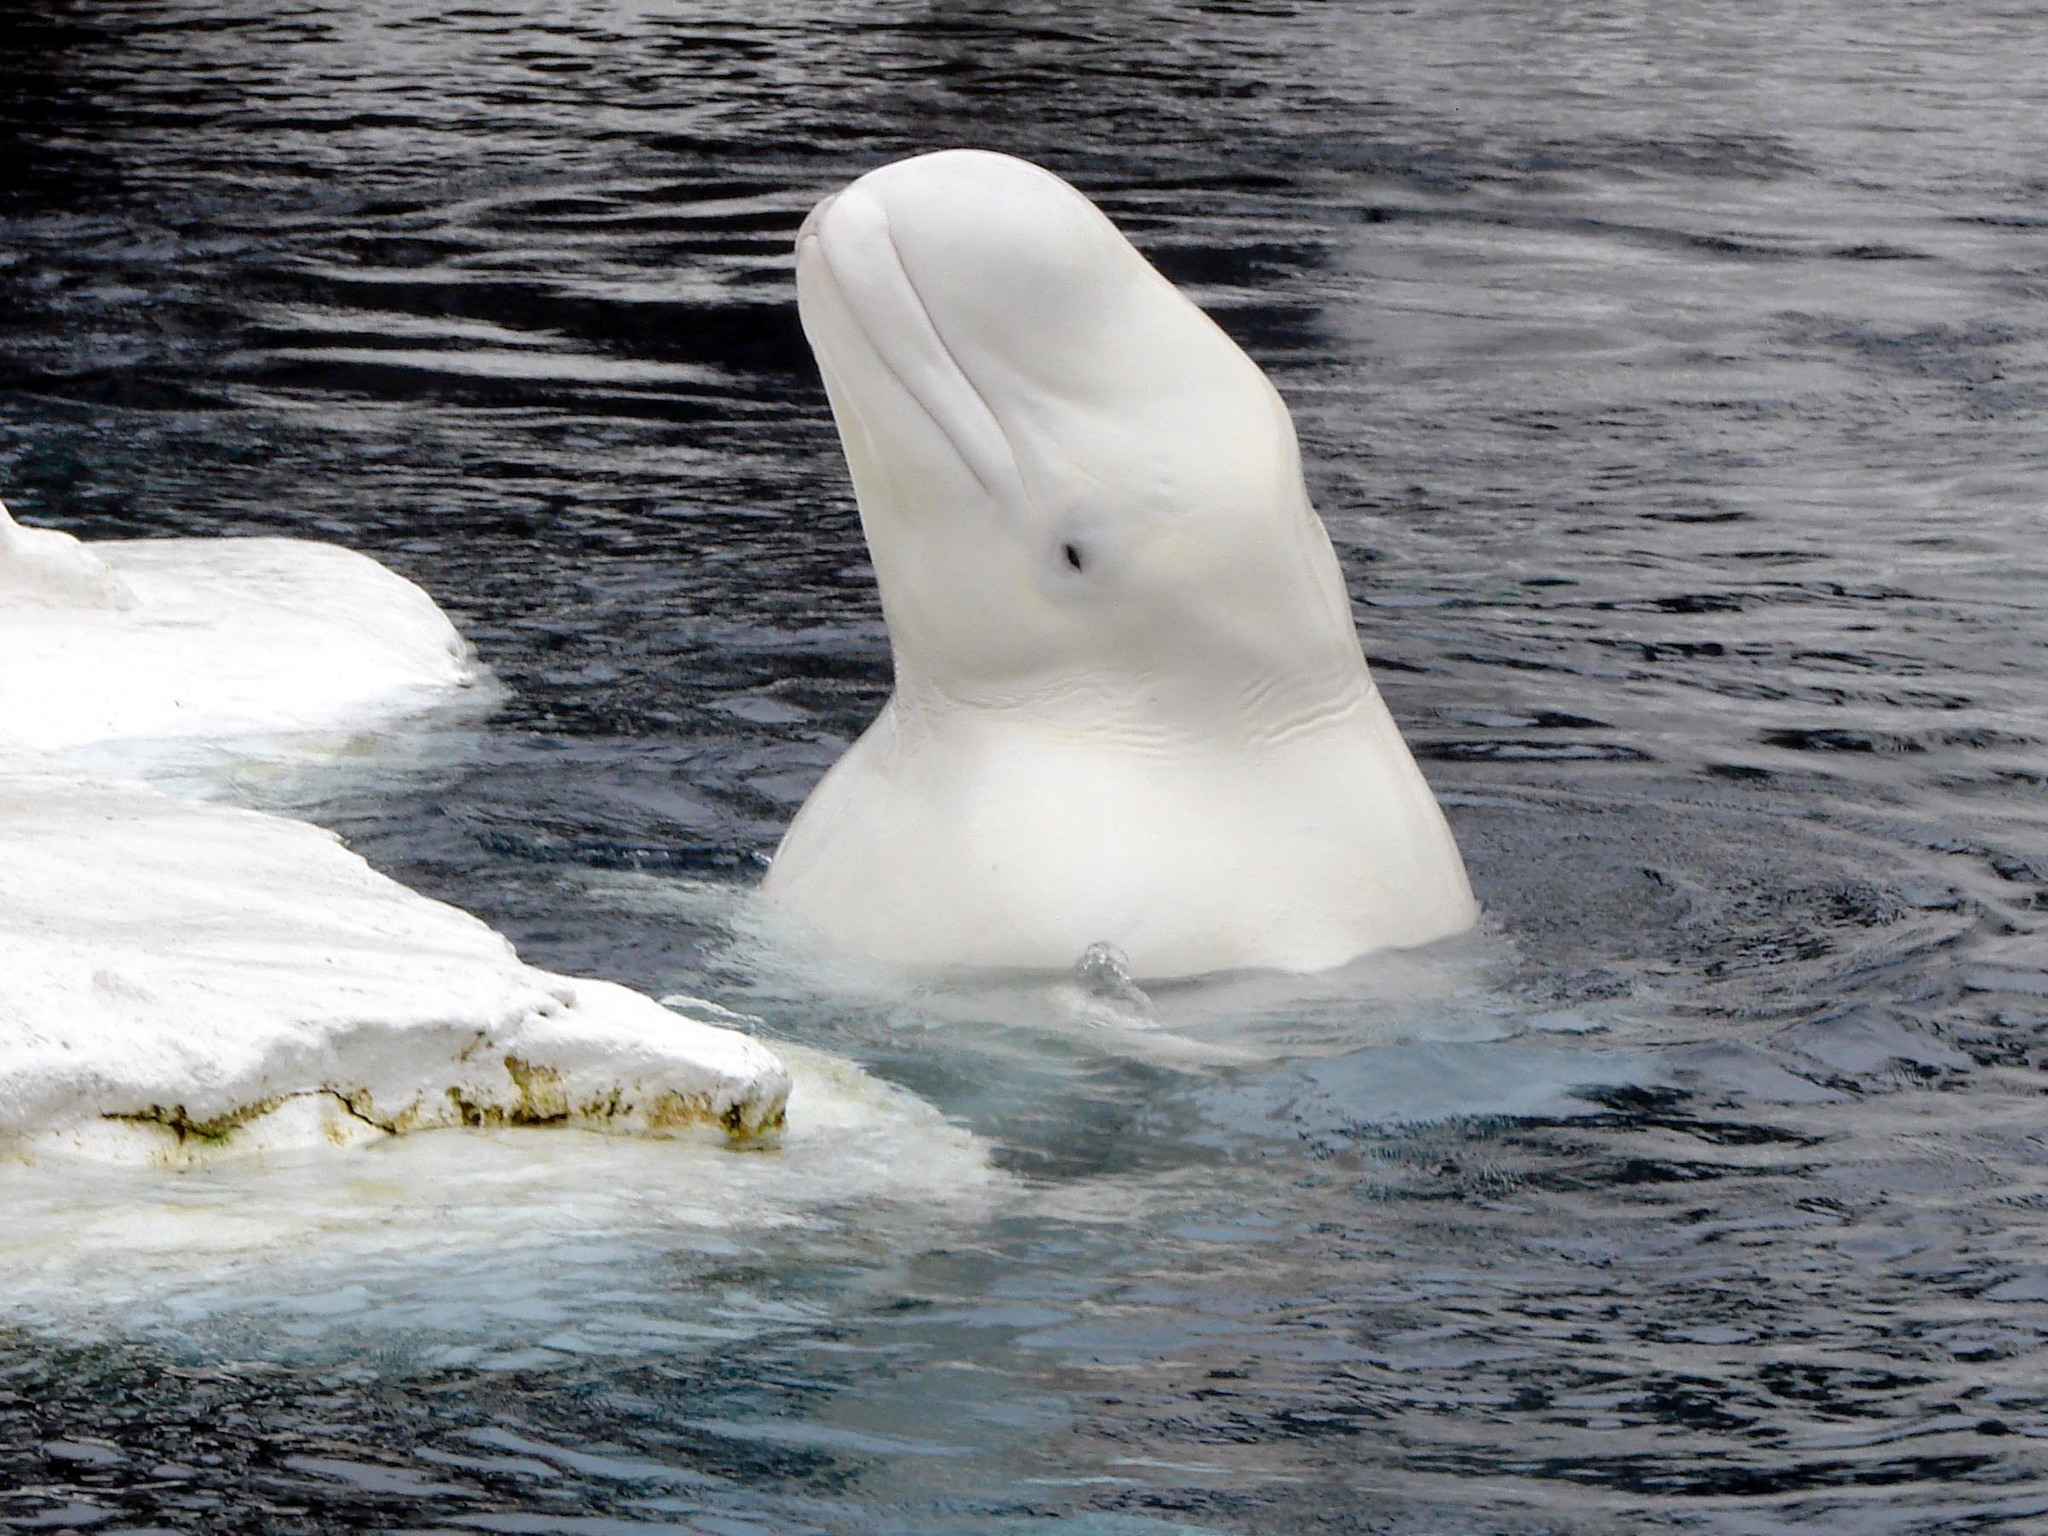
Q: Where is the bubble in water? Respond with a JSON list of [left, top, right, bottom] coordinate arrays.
[[1072, 942, 1155, 1020]]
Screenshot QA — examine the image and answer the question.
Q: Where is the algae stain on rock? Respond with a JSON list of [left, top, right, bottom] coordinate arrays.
[[99, 1091, 389, 1166], [379, 1053, 785, 1144], [71, 1034, 790, 1165], [502, 1055, 570, 1123], [112, 1099, 285, 1146]]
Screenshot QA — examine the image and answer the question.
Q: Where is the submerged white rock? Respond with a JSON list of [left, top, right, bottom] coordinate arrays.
[[0, 744, 791, 1164], [0, 497, 486, 756]]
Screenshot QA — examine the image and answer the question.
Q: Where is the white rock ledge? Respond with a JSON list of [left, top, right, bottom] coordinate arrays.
[[0, 747, 791, 1165], [0, 498, 487, 755]]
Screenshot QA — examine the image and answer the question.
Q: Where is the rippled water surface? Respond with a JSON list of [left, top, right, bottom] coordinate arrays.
[[5, 2, 2048, 1531]]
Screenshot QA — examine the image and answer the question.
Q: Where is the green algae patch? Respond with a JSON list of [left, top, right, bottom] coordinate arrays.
[[83, 1050, 788, 1160], [108, 1097, 291, 1146], [98, 1091, 388, 1164]]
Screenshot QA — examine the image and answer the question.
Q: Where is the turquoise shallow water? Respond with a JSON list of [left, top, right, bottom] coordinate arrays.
[[3, 2, 2048, 1531]]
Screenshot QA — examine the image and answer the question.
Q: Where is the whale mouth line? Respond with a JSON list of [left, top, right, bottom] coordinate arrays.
[[804, 202, 1029, 514]]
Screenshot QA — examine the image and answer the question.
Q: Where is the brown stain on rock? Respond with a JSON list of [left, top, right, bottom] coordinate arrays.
[[502, 1055, 569, 1123], [99, 1051, 787, 1154], [108, 1096, 290, 1145]]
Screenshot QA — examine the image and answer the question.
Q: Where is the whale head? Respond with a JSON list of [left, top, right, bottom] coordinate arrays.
[[794, 149, 1364, 717]]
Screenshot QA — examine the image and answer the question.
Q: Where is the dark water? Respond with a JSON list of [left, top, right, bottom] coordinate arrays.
[[5, 1, 2048, 1530]]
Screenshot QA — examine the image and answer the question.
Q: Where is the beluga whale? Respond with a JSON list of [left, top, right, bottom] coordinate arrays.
[[764, 149, 1477, 980]]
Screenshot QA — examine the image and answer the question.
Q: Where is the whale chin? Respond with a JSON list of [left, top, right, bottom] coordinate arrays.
[[768, 150, 1477, 980]]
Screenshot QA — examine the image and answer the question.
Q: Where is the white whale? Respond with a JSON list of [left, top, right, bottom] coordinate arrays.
[[764, 150, 1477, 980], [0, 497, 486, 763]]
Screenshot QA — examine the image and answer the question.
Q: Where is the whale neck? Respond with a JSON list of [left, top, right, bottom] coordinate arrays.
[[0, 500, 134, 610], [891, 654, 1377, 755]]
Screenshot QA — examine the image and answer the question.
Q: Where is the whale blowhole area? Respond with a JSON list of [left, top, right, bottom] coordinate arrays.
[[1062, 542, 1085, 572]]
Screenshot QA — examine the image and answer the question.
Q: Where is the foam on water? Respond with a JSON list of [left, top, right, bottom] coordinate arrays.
[[0, 1045, 998, 1368], [594, 866, 1646, 1071]]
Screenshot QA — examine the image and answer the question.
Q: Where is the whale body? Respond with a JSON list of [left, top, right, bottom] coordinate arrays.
[[763, 150, 1477, 980]]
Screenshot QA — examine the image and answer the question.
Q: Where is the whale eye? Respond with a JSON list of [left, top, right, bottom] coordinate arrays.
[[1062, 542, 1085, 572]]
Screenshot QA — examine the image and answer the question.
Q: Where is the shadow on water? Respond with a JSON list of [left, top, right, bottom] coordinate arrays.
[[5, 1, 2048, 1532]]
